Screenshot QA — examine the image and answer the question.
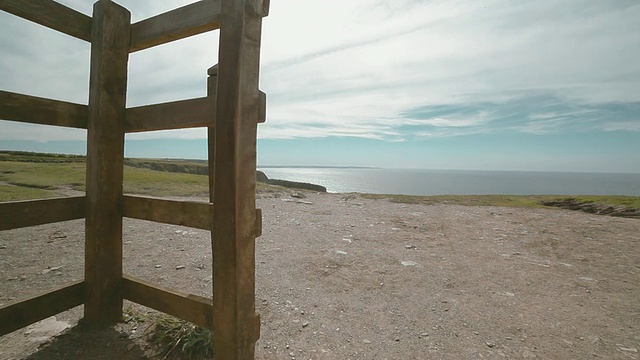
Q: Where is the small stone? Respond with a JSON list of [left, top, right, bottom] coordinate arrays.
[[400, 260, 417, 266], [175, 265, 185, 270], [127, 343, 135, 351], [419, 332, 429, 338], [394, 337, 400, 341], [362, 339, 371, 344], [485, 340, 496, 348], [0, 245, 7, 249], [405, 245, 415, 249], [619, 347, 638, 353], [155, 265, 161, 268], [336, 250, 348, 255], [302, 322, 309, 328]]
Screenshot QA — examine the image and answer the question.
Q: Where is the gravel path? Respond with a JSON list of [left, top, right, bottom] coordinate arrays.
[[1, 190, 639, 359]]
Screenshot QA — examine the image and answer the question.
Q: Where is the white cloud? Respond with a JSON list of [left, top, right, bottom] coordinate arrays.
[[1, 0, 639, 142]]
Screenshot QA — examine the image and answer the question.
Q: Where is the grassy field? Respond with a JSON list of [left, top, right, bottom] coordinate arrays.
[[0, 159, 277, 201], [1, 151, 638, 217], [360, 193, 640, 209], [0, 161, 210, 200]]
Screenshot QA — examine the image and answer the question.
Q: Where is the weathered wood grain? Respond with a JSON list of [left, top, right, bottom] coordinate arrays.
[[207, 64, 218, 202], [122, 195, 212, 230], [212, 0, 269, 357], [258, 90, 266, 123], [122, 275, 214, 330], [130, 0, 222, 52], [0, 0, 91, 41], [124, 96, 215, 133], [84, 0, 130, 325], [254, 208, 263, 237], [0, 90, 87, 129], [0, 281, 85, 336], [0, 196, 85, 231]]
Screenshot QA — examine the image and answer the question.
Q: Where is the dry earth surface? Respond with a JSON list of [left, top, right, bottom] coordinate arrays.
[[0, 190, 639, 359]]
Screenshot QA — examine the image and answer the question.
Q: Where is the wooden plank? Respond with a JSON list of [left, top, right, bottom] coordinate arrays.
[[207, 64, 218, 202], [255, 208, 262, 237], [130, 0, 222, 52], [258, 90, 266, 123], [122, 195, 212, 230], [0, 0, 92, 41], [0, 281, 85, 336], [125, 96, 215, 133], [122, 275, 213, 330], [0, 196, 85, 231], [0, 90, 88, 129], [84, 0, 130, 325], [212, 0, 269, 357]]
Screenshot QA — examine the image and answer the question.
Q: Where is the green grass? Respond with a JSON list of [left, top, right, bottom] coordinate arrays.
[[0, 161, 211, 197], [359, 193, 640, 211], [123, 166, 209, 197], [0, 161, 86, 190], [0, 184, 57, 202]]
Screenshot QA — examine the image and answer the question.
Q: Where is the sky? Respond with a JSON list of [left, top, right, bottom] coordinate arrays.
[[0, 0, 639, 173]]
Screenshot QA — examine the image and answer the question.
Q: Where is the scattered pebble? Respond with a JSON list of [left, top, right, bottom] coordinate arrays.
[[485, 340, 496, 348], [336, 250, 348, 255], [400, 260, 417, 266], [405, 245, 416, 249], [154, 265, 161, 268], [302, 322, 309, 328], [362, 339, 372, 344], [175, 265, 185, 270]]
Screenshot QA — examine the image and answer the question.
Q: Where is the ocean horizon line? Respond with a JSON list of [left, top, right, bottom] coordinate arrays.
[[258, 166, 640, 175]]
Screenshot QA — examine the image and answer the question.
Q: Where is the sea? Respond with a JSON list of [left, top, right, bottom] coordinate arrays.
[[258, 167, 640, 196]]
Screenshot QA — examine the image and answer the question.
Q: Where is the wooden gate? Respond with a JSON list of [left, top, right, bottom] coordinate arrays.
[[0, 0, 268, 358]]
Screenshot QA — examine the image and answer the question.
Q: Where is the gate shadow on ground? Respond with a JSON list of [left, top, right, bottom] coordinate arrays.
[[24, 323, 148, 360]]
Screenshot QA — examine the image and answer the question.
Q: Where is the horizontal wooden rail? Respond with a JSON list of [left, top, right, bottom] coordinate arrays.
[[130, 0, 222, 52], [125, 97, 215, 133], [0, 90, 88, 129], [0, 280, 85, 336], [122, 195, 212, 230], [122, 275, 213, 330], [0, 196, 85, 231], [0, 0, 91, 42]]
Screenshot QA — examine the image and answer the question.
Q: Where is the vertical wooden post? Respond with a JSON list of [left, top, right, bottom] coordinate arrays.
[[207, 64, 218, 201], [212, 0, 269, 358], [84, 0, 130, 325]]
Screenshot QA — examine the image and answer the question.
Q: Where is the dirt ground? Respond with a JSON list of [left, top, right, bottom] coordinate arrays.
[[0, 190, 638, 359]]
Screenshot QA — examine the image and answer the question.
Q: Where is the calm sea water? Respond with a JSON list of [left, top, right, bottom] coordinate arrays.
[[258, 168, 640, 196]]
